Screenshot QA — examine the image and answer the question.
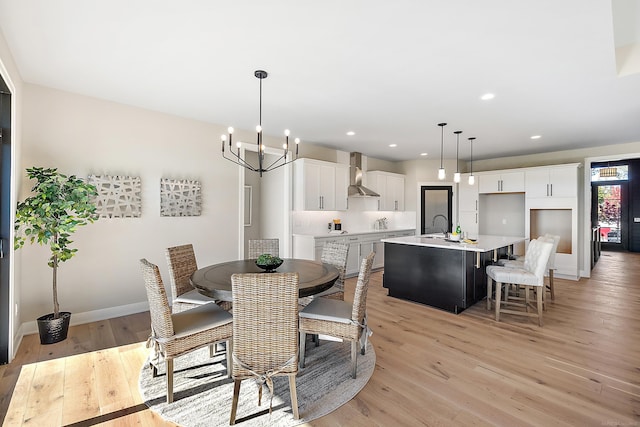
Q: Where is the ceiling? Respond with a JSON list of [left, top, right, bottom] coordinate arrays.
[[1, 0, 639, 162]]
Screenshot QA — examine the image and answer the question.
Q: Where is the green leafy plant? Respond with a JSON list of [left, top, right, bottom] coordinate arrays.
[[256, 253, 282, 266], [14, 167, 98, 319]]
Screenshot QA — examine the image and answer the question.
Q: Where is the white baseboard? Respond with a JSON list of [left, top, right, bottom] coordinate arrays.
[[14, 301, 150, 354]]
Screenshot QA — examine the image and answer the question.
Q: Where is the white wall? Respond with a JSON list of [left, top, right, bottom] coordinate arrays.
[[18, 84, 246, 323]]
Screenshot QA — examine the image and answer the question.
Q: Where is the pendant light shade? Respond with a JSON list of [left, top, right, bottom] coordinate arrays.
[[437, 123, 447, 180], [453, 130, 462, 183], [468, 137, 476, 185]]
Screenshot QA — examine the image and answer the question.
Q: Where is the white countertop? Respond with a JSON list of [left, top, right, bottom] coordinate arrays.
[[381, 234, 525, 253], [293, 228, 415, 238]]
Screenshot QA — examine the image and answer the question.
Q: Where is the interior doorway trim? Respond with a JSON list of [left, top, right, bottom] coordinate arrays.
[[0, 61, 17, 363]]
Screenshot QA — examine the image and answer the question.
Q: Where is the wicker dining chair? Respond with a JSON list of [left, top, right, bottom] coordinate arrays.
[[166, 244, 232, 312], [299, 252, 375, 379], [139, 258, 233, 404], [315, 241, 349, 301], [247, 238, 279, 258], [229, 272, 300, 424]]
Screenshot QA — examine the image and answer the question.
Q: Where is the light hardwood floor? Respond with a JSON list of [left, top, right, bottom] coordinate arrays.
[[2, 250, 639, 426]]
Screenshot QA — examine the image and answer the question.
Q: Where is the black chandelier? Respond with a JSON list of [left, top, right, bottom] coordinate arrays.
[[221, 70, 299, 176]]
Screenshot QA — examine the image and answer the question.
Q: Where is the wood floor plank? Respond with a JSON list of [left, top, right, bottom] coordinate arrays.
[[61, 352, 100, 425], [1, 249, 639, 426]]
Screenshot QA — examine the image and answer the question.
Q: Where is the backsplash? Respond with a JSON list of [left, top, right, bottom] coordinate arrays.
[[292, 200, 416, 235]]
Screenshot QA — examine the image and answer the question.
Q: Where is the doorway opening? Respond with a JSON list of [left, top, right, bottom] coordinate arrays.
[[238, 145, 292, 259], [420, 186, 452, 235], [591, 164, 629, 251]]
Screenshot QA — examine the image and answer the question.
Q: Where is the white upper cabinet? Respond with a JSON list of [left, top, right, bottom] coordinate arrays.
[[525, 165, 578, 199], [478, 171, 525, 193], [293, 159, 349, 211], [334, 164, 349, 211], [367, 171, 405, 211]]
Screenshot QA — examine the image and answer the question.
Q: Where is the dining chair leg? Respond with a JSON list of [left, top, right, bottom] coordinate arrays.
[[166, 358, 174, 404], [487, 276, 493, 310], [315, 333, 320, 347], [230, 379, 241, 425], [548, 269, 555, 300], [495, 281, 502, 322], [289, 375, 299, 420], [226, 339, 232, 378], [525, 286, 530, 313], [537, 285, 544, 327], [350, 340, 358, 379], [299, 331, 306, 369]]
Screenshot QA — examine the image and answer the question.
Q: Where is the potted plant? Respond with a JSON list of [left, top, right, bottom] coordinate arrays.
[[14, 167, 98, 344]]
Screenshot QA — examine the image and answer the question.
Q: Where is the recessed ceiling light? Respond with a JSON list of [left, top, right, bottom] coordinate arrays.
[[346, 131, 355, 136], [480, 93, 495, 100], [420, 152, 428, 156], [530, 135, 541, 140], [389, 144, 397, 148]]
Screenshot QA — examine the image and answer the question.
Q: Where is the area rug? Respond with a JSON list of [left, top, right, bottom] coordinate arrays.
[[139, 340, 375, 426]]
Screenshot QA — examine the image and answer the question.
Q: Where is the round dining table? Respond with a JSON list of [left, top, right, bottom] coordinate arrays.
[[190, 258, 339, 302]]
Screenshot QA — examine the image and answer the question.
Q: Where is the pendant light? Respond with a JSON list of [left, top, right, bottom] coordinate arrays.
[[437, 123, 447, 180], [468, 137, 476, 185], [453, 130, 462, 183]]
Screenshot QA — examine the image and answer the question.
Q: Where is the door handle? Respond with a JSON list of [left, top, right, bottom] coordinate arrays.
[[0, 238, 3, 259]]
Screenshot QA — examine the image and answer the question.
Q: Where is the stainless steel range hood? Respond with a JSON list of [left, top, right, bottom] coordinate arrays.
[[348, 152, 380, 197]]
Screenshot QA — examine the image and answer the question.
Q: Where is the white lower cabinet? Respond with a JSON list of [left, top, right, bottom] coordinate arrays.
[[345, 236, 362, 276], [292, 230, 415, 277]]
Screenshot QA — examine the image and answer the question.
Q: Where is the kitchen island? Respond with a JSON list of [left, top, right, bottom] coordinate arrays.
[[381, 234, 525, 313]]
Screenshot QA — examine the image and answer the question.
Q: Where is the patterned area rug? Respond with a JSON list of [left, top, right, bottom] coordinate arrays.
[[139, 340, 375, 426]]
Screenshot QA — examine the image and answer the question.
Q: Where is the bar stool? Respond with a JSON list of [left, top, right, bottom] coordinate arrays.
[[498, 234, 560, 306], [486, 238, 554, 326]]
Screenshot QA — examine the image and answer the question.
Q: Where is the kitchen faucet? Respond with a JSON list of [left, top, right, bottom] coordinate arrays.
[[432, 214, 448, 234]]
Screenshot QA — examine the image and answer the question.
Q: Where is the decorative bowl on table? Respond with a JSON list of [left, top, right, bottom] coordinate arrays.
[[255, 254, 283, 272]]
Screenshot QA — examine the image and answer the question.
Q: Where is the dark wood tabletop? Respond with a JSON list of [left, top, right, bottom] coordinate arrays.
[[190, 258, 339, 302]]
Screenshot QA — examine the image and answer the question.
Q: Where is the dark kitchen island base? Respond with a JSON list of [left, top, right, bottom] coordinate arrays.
[[382, 236, 519, 314]]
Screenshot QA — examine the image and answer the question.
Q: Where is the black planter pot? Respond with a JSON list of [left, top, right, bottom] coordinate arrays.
[[36, 312, 71, 345]]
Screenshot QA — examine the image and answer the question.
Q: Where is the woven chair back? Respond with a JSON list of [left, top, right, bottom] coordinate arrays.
[[351, 252, 376, 324], [165, 244, 198, 301], [248, 239, 280, 258], [321, 241, 349, 292], [230, 272, 299, 378], [140, 259, 174, 339]]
